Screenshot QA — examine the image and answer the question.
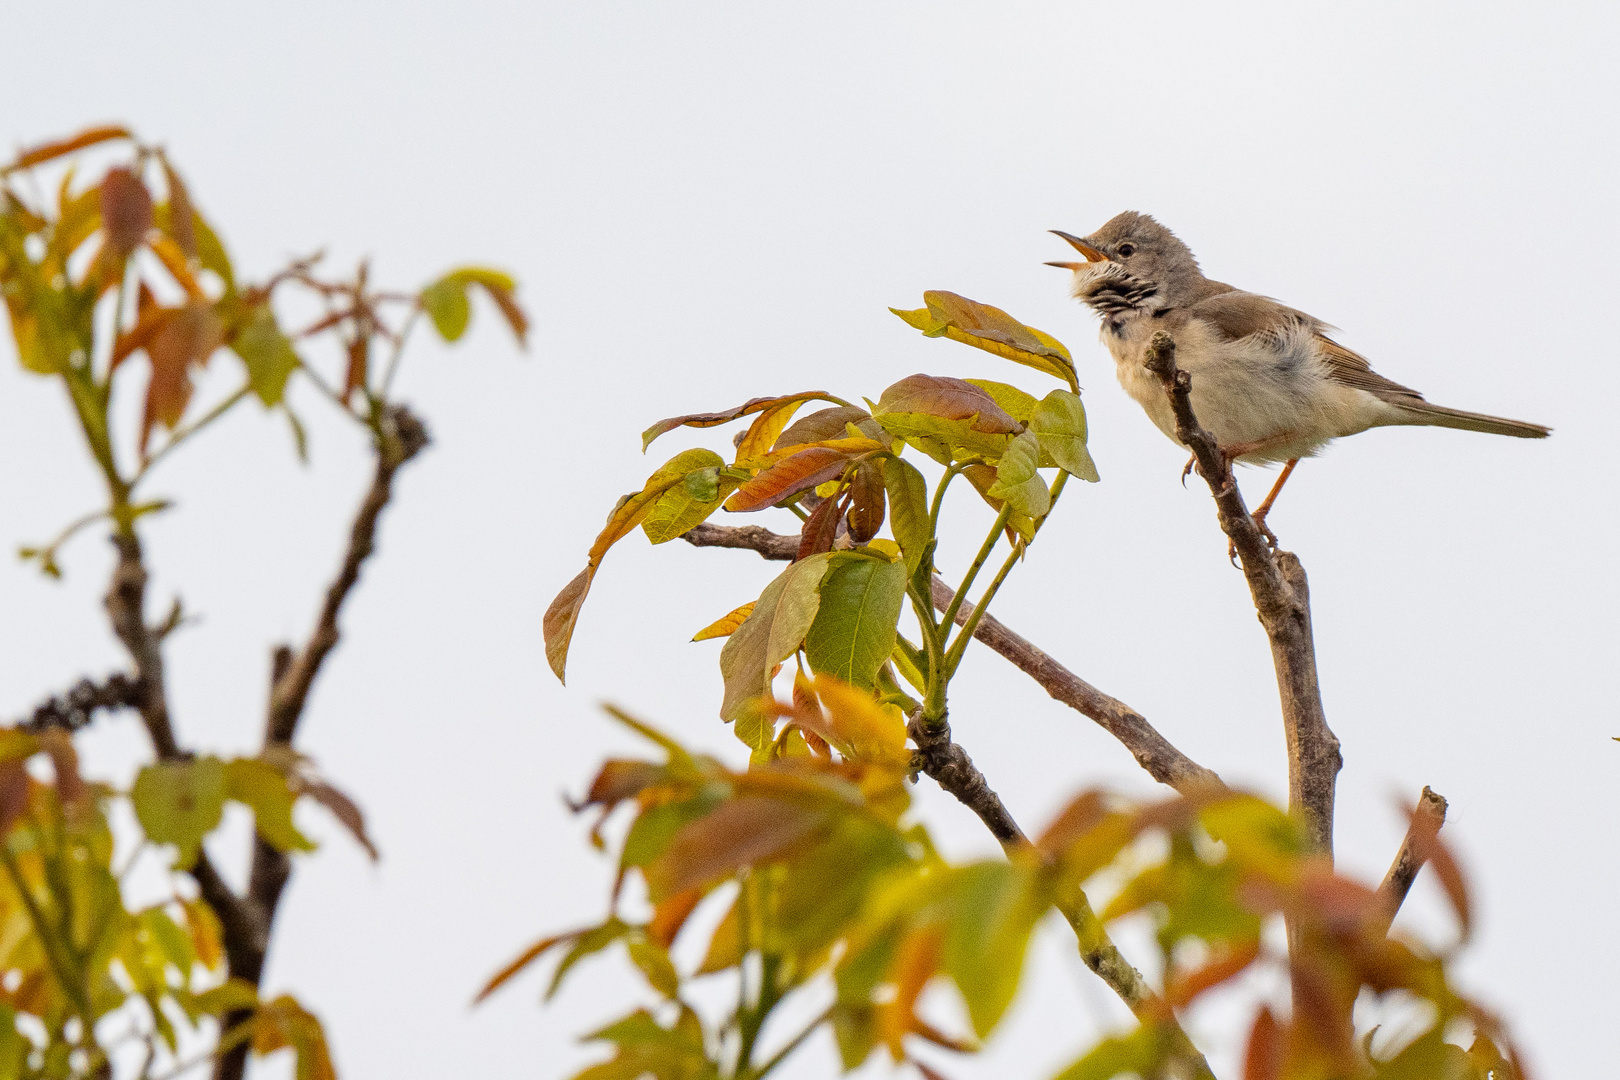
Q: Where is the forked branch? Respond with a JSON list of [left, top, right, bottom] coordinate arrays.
[[1376, 786, 1449, 932]]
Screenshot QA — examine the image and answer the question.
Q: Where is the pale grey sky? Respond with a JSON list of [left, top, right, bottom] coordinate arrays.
[[1, 2, 1616, 1077]]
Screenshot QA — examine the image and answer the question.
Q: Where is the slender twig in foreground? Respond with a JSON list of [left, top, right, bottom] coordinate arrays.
[[1142, 331, 1340, 857]]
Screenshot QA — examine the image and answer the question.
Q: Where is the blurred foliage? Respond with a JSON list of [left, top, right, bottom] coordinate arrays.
[[0, 126, 524, 1078]]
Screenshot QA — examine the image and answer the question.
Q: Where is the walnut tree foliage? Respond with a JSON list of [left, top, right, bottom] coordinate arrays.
[[0, 126, 523, 1079], [519, 282, 1527, 1078]]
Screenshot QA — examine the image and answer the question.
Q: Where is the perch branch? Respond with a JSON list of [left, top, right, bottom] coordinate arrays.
[[214, 405, 428, 1080], [1142, 332, 1341, 857], [1375, 786, 1448, 932], [683, 522, 1218, 794]]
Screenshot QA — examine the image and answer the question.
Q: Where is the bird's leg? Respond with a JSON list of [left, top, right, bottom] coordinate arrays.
[[1250, 458, 1299, 547], [1180, 453, 1196, 487]]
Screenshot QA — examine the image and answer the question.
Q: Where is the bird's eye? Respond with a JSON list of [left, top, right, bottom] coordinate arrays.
[[1116, 243, 1136, 257]]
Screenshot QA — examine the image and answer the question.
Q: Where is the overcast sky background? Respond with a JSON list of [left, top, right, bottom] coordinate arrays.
[[2, 2, 1616, 1077]]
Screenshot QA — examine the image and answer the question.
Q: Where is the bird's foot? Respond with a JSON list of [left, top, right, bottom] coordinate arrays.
[[1227, 511, 1279, 566], [1180, 453, 1196, 487]]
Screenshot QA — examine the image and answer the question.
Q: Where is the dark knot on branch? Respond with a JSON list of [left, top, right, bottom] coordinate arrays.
[[18, 672, 143, 734], [907, 713, 1026, 846], [382, 404, 431, 466]]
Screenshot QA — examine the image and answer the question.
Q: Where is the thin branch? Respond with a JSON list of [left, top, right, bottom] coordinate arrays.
[[214, 404, 429, 1080], [928, 578, 1220, 794], [15, 673, 142, 734], [263, 405, 430, 744], [1376, 786, 1448, 932], [905, 710, 1213, 1079], [682, 522, 1219, 795], [1142, 332, 1341, 856]]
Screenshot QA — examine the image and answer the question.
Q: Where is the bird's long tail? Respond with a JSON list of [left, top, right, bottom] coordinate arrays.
[[1392, 402, 1550, 439]]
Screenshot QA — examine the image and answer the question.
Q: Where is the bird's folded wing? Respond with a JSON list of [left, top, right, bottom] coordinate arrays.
[[1188, 290, 1427, 405]]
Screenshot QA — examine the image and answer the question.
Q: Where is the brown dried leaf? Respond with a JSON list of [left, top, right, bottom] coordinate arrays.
[[0, 762, 30, 836], [159, 158, 197, 257], [6, 126, 131, 173], [544, 567, 596, 683], [846, 462, 885, 543]]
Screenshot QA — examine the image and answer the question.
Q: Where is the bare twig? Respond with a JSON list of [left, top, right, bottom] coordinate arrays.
[[104, 534, 181, 760], [1142, 332, 1341, 857], [928, 578, 1221, 794], [1376, 786, 1448, 932], [682, 522, 1219, 794], [16, 673, 142, 734], [213, 404, 429, 1080]]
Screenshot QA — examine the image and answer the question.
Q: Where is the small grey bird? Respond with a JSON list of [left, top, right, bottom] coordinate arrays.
[[1048, 212, 1549, 537]]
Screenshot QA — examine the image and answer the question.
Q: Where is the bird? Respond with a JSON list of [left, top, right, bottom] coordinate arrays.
[[1047, 212, 1549, 545]]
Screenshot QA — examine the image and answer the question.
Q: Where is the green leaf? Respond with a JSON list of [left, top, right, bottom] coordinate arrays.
[[224, 758, 315, 854], [231, 306, 300, 407], [1029, 390, 1098, 482], [717, 554, 833, 723], [548, 919, 633, 1000], [804, 556, 906, 691], [640, 449, 732, 544], [626, 938, 680, 998], [1050, 1024, 1170, 1080], [420, 274, 471, 341], [881, 456, 931, 576], [131, 757, 228, 868], [943, 863, 1044, 1037], [986, 431, 1050, 519]]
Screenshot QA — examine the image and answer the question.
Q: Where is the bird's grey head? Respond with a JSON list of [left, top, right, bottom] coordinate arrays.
[[1048, 212, 1205, 317]]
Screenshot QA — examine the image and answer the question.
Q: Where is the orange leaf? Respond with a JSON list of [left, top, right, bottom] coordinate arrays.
[[475, 931, 575, 1003], [692, 602, 755, 642], [1165, 938, 1261, 1008], [111, 301, 179, 370], [877, 926, 943, 1061], [148, 233, 206, 299], [648, 888, 704, 949], [99, 167, 152, 255], [5, 125, 131, 173], [735, 398, 812, 464], [726, 446, 853, 512]]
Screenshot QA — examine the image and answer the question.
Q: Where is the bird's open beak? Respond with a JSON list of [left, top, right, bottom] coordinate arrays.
[[1046, 230, 1108, 270]]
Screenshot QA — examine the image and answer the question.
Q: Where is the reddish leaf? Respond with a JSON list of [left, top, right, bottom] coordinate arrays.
[[775, 405, 875, 450], [797, 494, 843, 560], [111, 299, 179, 370], [875, 374, 1021, 434], [646, 796, 828, 901], [343, 333, 368, 400], [641, 391, 842, 451], [726, 446, 853, 512], [141, 302, 223, 451], [159, 157, 197, 257], [37, 730, 86, 808], [6, 125, 131, 173], [99, 167, 153, 255], [0, 763, 30, 836], [1035, 791, 1109, 859], [1404, 800, 1471, 939], [303, 779, 379, 861], [572, 759, 664, 814], [1243, 1006, 1283, 1080], [846, 462, 885, 543]]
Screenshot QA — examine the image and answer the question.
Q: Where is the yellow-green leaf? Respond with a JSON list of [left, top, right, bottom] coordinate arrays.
[[231, 306, 301, 407], [892, 291, 1076, 386], [718, 554, 833, 723], [1029, 390, 1098, 482], [131, 757, 228, 868], [224, 758, 315, 854], [986, 431, 1050, 519], [641, 450, 732, 543]]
